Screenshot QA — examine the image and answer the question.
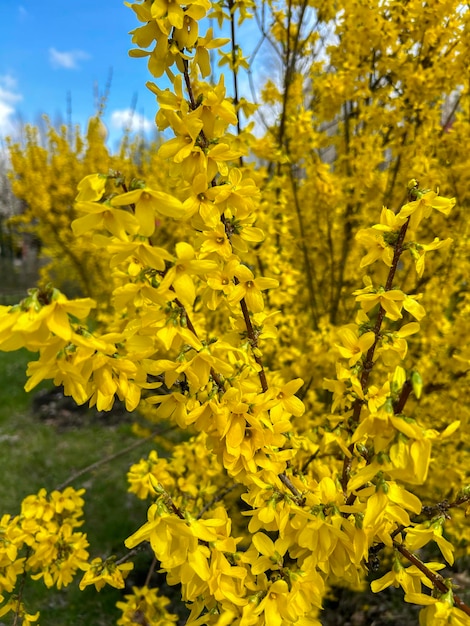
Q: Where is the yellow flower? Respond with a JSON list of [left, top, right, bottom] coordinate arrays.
[[0, 288, 95, 350], [159, 242, 218, 307], [111, 187, 185, 236], [371, 557, 445, 595], [371, 557, 420, 594], [194, 28, 230, 77], [182, 171, 223, 227], [398, 190, 455, 230], [381, 322, 420, 362], [269, 378, 305, 420], [355, 228, 394, 268], [335, 325, 375, 366], [116, 585, 178, 625], [365, 381, 390, 413], [409, 237, 453, 278], [388, 436, 431, 484], [148, 74, 187, 116], [79, 557, 133, 592], [404, 590, 467, 626], [355, 288, 405, 321], [205, 256, 240, 309], [72, 200, 140, 238], [157, 110, 204, 163], [373, 206, 408, 232], [0, 599, 39, 624], [405, 518, 455, 565], [75, 173, 107, 202], [129, 13, 164, 49], [229, 265, 278, 312], [150, 0, 211, 30], [31, 525, 90, 589], [49, 487, 85, 516], [251, 532, 290, 575], [174, 15, 199, 49], [146, 391, 189, 428], [222, 168, 259, 219], [87, 353, 144, 412], [39, 292, 96, 342], [253, 578, 291, 626], [200, 225, 233, 259], [196, 76, 238, 139], [107, 239, 173, 271], [402, 294, 426, 321]]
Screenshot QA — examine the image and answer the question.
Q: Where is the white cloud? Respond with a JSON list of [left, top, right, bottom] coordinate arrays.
[[49, 48, 90, 70], [18, 5, 29, 20], [0, 75, 22, 138], [0, 74, 18, 93], [110, 109, 154, 134]]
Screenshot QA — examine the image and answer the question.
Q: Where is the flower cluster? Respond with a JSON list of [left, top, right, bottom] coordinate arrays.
[[0, 487, 89, 621]]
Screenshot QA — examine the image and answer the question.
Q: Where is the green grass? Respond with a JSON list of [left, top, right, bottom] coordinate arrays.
[[0, 349, 32, 415], [0, 350, 162, 625]]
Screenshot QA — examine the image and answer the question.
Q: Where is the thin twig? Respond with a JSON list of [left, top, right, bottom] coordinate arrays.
[[12, 562, 29, 626], [394, 542, 470, 617], [197, 484, 239, 519], [422, 493, 470, 518], [278, 472, 303, 500], [144, 557, 157, 588], [115, 547, 143, 566], [55, 427, 174, 491]]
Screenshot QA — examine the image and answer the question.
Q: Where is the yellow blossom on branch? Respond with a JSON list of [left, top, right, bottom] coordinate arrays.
[[355, 288, 406, 321], [355, 228, 394, 268], [75, 173, 107, 202], [79, 557, 133, 592], [72, 200, 140, 239], [335, 325, 375, 366], [229, 265, 279, 313], [398, 190, 456, 230], [159, 241, 218, 307], [111, 187, 186, 236]]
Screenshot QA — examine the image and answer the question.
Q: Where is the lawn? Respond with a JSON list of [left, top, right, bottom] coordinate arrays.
[[0, 349, 163, 625]]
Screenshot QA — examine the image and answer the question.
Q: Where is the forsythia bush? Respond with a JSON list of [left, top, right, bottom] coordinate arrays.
[[2, 0, 470, 624]]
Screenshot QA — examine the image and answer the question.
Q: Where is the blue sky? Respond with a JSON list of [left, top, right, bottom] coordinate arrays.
[[0, 1, 175, 149], [0, 1, 270, 151]]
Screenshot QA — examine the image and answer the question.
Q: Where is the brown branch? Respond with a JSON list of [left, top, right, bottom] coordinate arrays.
[[394, 542, 470, 617], [181, 59, 209, 150], [359, 215, 411, 392], [238, 295, 268, 392], [172, 295, 225, 390], [439, 94, 461, 137], [175, 25, 269, 396], [162, 491, 185, 520], [278, 472, 303, 502], [227, 0, 243, 138], [393, 379, 412, 414], [182, 58, 198, 110], [422, 493, 470, 518], [341, 216, 411, 495], [219, 213, 269, 393]]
